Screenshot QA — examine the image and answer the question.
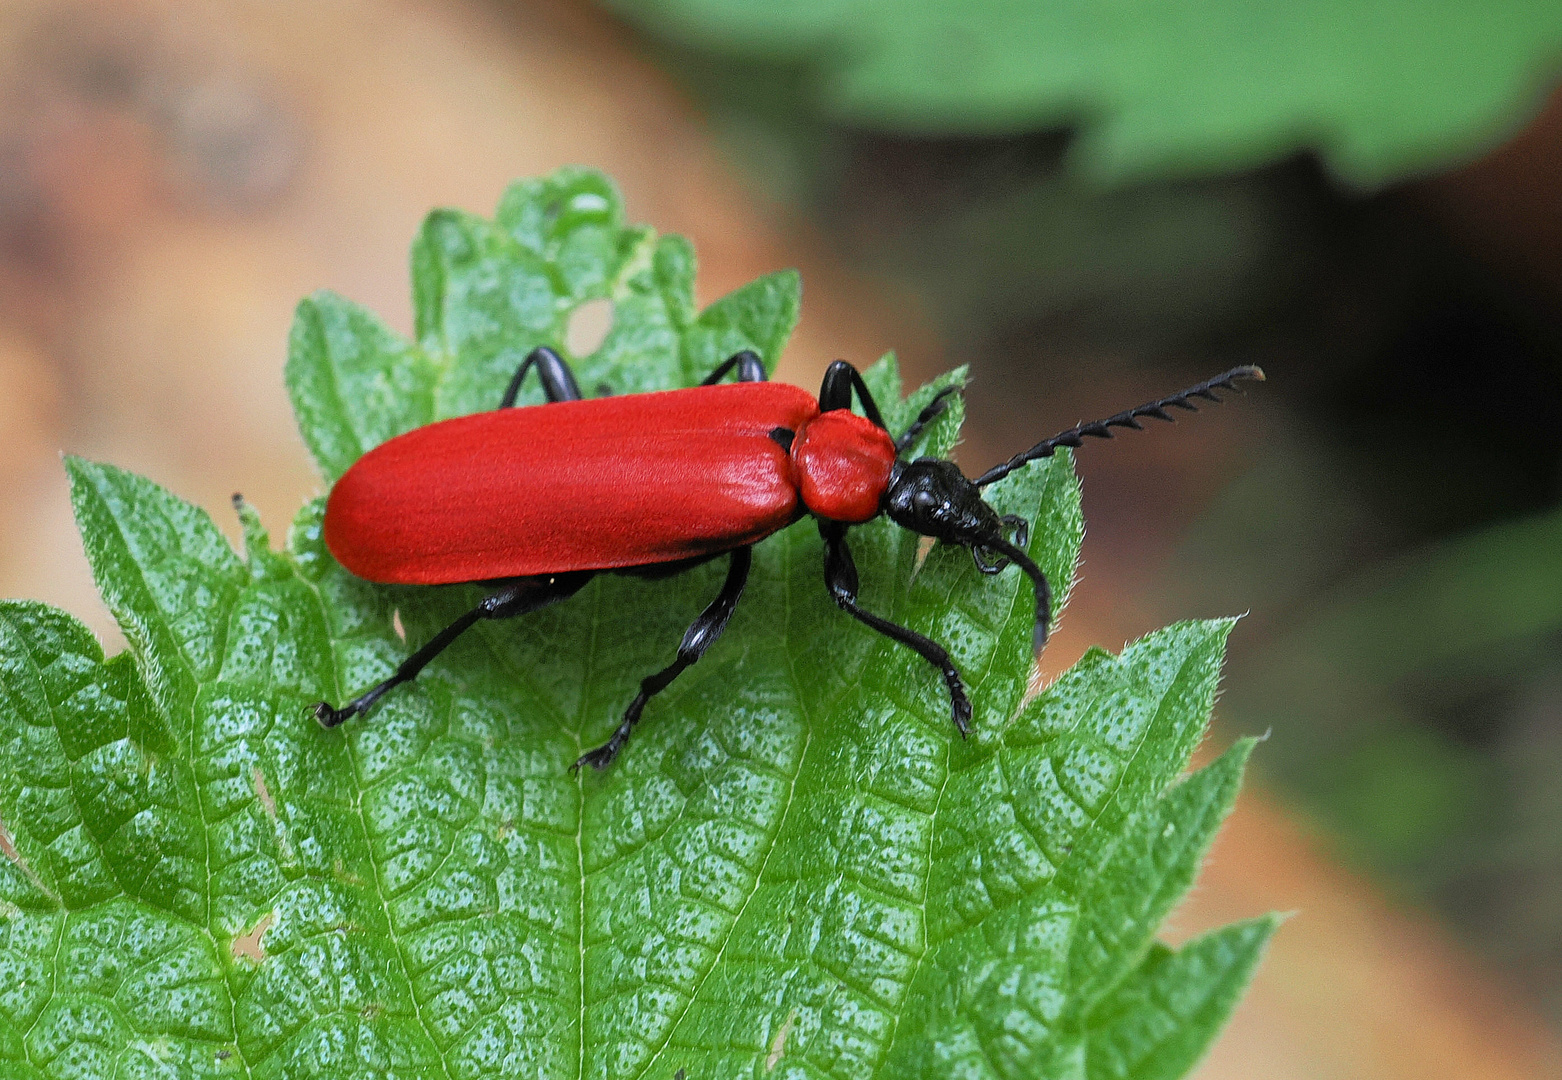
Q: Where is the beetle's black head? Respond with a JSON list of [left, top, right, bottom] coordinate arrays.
[[884, 457, 1053, 648], [883, 458, 1000, 545]]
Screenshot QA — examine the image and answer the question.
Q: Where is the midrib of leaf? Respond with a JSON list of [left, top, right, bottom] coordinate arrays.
[[296, 564, 455, 1080], [13, 625, 68, 1065], [573, 584, 602, 1080], [879, 675, 954, 1078], [399, 220, 669, 1078], [577, 763, 586, 1080], [870, 463, 1062, 1078], [339, 748, 456, 1080], [630, 531, 815, 1080]]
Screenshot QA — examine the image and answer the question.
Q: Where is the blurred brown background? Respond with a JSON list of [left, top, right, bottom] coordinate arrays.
[[2, 1, 1561, 1076]]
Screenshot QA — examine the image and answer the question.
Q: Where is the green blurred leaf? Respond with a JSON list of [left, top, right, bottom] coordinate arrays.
[[1223, 500, 1562, 867], [608, 0, 1562, 185], [0, 168, 1271, 1077]]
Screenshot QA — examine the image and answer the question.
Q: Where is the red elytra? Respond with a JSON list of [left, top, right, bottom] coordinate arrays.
[[324, 381, 897, 584]]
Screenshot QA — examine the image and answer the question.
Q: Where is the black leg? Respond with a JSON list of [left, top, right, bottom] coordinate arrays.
[[313, 571, 596, 727], [977, 534, 1052, 652], [819, 522, 972, 735], [970, 515, 1030, 573], [499, 345, 584, 408], [700, 349, 767, 385], [574, 546, 753, 771]]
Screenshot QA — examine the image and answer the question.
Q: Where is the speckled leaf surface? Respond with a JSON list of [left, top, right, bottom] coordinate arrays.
[[607, 0, 1562, 186], [0, 168, 1274, 1078]]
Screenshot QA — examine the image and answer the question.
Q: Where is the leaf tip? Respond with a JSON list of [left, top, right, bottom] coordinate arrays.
[[231, 493, 278, 574]]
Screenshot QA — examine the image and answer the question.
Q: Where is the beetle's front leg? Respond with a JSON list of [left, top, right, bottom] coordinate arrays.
[[819, 522, 972, 736]]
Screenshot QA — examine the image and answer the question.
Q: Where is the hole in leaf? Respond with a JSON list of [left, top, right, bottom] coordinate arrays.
[[392, 608, 405, 642], [251, 767, 278, 821], [231, 910, 274, 963], [766, 1008, 798, 1071], [566, 298, 613, 357]]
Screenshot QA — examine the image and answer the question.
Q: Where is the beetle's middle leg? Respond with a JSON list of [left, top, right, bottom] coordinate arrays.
[[314, 570, 596, 727], [699, 349, 767, 385], [819, 522, 972, 736], [574, 546, 753, 772], [498, 345, 584, 408]]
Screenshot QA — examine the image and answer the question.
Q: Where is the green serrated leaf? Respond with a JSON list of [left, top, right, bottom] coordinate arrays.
[[1086, 916, 1281, 1080], [0, 167, 1271, 1079], [287, 291, 436, 484], [607, 0, 1562, 186]]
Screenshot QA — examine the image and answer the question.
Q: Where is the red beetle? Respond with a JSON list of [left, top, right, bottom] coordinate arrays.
[[316, 347, 1261, 770]]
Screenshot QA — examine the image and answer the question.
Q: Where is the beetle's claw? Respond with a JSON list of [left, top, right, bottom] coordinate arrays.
[[314, 701, 358, 728], [949, 685, 973, 738], [571, 741, 621, 773]]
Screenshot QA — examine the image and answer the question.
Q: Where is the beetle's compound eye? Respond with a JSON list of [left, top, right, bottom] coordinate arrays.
[[914, 489, 939, 513]]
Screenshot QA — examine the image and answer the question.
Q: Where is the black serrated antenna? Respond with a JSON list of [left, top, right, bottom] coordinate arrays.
[[973, 365, 1265, 487]]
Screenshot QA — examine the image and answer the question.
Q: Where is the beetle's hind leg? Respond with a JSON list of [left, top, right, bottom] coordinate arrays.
[[314, 571, 595, 727], [574, 546, 753, 772]]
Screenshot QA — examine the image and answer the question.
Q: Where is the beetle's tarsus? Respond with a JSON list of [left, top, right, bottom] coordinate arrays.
[[571, 744, 615, 773], [575, 692, 649, 771], [949, 678, 973, 737], [573, 721, 635, 773], [314, 701, 358, 728]]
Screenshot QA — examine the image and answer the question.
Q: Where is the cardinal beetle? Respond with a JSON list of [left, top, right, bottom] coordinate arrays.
[[315, 347, 1262, 770]]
